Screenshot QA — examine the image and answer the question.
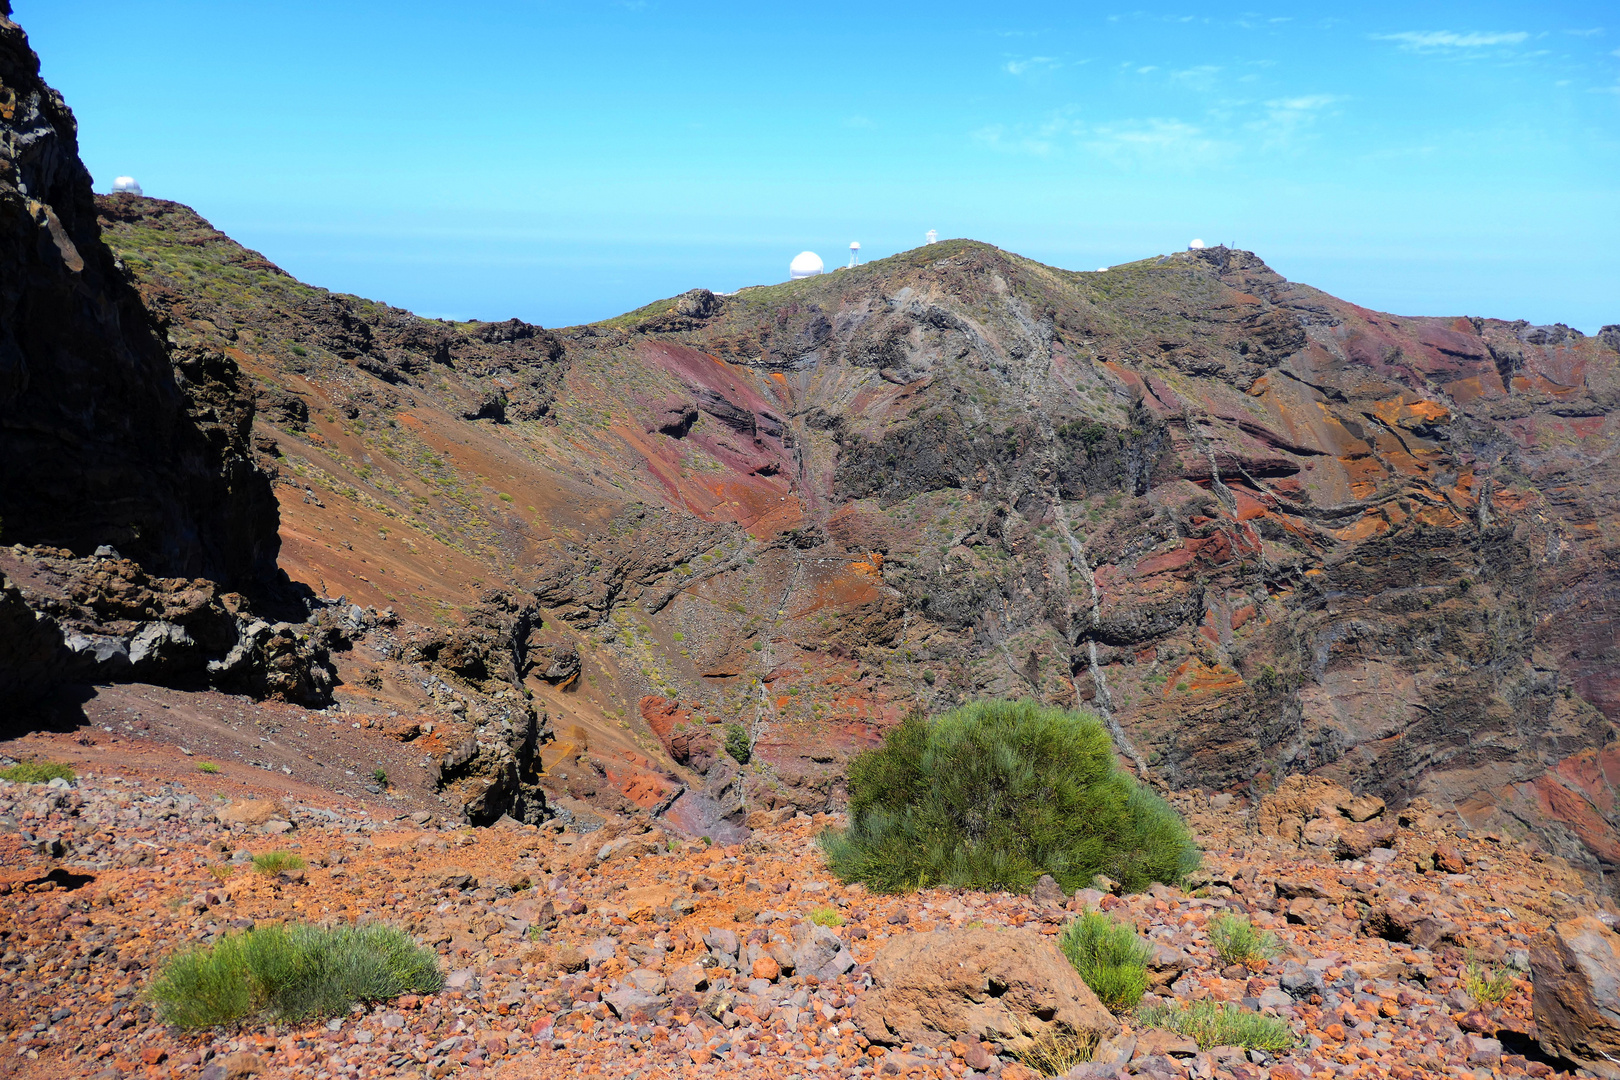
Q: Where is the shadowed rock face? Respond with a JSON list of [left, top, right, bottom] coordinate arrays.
[[0, 11, 276, 586], [0, 10, 332, 705]]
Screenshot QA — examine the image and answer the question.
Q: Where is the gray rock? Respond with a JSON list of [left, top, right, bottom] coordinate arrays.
[[703, 926, 739, 959], [604, 986, 667, 1020], [1031, 874, 1064, 906], [1531, 916, 1620, 1078]]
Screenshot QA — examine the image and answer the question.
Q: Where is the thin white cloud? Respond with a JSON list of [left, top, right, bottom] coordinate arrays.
[[1136, 65, 1159, 74], [1005, 56, 1060, 76], [1249, 94, 1344, 146], [1170, 65, 1222, 92], [1373, 30, 1529, 49]]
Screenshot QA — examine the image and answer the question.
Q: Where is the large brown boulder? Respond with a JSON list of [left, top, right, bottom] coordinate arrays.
[[1531, 916, 1620, 1078], [852, 928, 1119, 1054], [1258, 775, 1354, 844], [215, 799, 285, 826]]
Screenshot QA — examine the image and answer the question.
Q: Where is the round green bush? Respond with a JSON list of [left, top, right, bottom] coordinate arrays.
[[819, 699, 1199, 894], [148, 921, 443, 1028]]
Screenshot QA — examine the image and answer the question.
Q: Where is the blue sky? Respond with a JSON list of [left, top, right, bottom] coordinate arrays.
[[22, 1, 1620, 331]]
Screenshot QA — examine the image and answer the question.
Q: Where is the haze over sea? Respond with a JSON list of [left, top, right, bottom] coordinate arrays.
[[25, 0, 1620, 331]]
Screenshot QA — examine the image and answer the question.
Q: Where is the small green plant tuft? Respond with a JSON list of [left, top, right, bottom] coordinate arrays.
[[148, 921, 442, 1027], [251, 851, 307, 875], [809, 907, 845, 927], [371, 769, 388, 786], [0, 761, 75, 784], [724, 723, 751, 765], [1136, 999, 1295, 1052], [1058, 910, 1152, 1012], [1464, 956, 1515, 1004], [1207, 912, 1281, 969], [819, 700, 1200, 894], [197, 762, 221, 774], [1013, 1027, 1098, 1076]]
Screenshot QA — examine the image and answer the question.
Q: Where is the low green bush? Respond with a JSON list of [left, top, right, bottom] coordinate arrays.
[[808, 907, 845, 927], [1136, 998, 1295, 1051], [0, 761, 75, 783], [1207, 913, 1281, 969], [724, 723, 751, 765], [251, 851, 306, 875], [819, 700, 1199, 893], [1059, 910, 1152, 1012], [148, 921, 443, 1027], [1464, 957, 1515, 1004]]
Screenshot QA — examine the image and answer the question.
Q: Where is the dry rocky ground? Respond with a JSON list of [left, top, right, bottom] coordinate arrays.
[[1, 754, 1613, 1080]]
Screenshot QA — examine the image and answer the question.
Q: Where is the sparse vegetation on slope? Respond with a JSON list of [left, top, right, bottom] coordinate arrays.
[[149, 922, 442, 1028], [0, 761, 75, 783], [1136, 998, 1296, 1052], [1059, 910, 1152, 1012], [819, 699, 1199, 894], [1208, 912, 1282, 969]]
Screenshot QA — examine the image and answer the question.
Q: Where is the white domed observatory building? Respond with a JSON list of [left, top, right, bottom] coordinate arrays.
[[789, 251, 824, 279], [112, 176, 143, 195]]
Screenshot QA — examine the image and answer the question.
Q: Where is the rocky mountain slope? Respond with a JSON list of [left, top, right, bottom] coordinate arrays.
[[74, 189, 1620, 894], [5, 2, 1620, 896], [1, 757, 1614, 1080]]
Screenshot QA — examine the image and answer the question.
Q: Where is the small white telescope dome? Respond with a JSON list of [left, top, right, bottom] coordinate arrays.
[[1188, 238, 1206, 250], [112, 176, 143, 195], [789, 251, 824, 279], [848, 241, 861, 268], [925, 229, 938, 245]]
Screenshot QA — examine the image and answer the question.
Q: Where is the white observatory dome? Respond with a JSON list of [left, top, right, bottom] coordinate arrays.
[[112, 176, 143, 195], [789, 251, 824, 279], [1188, 238, 1206, 250]]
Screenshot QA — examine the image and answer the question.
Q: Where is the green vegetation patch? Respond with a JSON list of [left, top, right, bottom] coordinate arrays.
[[0, 761, 75, 783], [1059, 910, 1152, 1012], [251, 851, 307, 875], [148, 922, 443, 1028], [1207, 912, 1282, 969], [1464, 956, 1515, 1004], [819, 699, 1199, 894], [1136, 998, 1296, 1052], [724, 723, 752, 765]]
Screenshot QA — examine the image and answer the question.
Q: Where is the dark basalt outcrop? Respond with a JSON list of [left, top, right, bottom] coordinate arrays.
[[0, 8, 327, 704]]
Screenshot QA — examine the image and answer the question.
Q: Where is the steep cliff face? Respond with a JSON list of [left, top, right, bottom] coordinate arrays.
[[0, 13, 275, 584], [0, 10, 326, 704], [96, 184, 1620, 887]]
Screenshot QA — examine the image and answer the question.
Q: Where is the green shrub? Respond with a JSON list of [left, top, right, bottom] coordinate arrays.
[[1464, 957, 1515, 1004], [148, 921, 443, 1027], [197, 762, 221, 774], [724, 723, 751, 765], [1136, 999, 1295, 1052], [818, 700, 1199, 894], [0, 761, 75, 783], [251, 851, 306, 875], [1207, 913, 1281, 969], [809, 907, 845, 927], [1058, 911, 1152, 1012]]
